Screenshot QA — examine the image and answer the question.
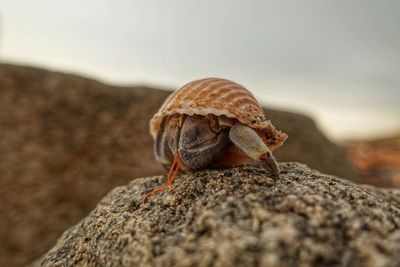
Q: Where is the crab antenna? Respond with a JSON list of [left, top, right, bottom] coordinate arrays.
[[142, 154, 181, 203]]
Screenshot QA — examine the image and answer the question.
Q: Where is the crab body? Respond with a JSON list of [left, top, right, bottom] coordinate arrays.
[[150, 78, 287, 175]]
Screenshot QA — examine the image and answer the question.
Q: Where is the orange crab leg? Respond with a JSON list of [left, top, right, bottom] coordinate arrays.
[[166, 154, 180, 184], [167, 154, 181, 186], [142, 154, 181, 203]]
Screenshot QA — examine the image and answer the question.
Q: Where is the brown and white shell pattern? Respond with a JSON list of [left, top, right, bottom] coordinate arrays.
[[150, 78, 287, 149]]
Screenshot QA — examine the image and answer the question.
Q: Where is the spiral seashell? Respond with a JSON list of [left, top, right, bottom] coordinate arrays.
[[150, 78, 287, 150]]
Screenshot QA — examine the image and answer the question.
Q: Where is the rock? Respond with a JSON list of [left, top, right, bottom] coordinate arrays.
[[0, 64, 167, 267], [0, 63, 355, 267], [38, 163, 400, 267], [264, 108, 356, 180], [344, 133, 400, 187]]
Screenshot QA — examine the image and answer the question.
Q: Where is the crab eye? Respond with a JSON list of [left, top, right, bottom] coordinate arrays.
[[265, 133, 277, 144]]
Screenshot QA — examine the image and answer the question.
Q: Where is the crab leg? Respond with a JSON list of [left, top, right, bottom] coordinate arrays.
[[167, 154, 181, 186], [142, 154, 181, 203]]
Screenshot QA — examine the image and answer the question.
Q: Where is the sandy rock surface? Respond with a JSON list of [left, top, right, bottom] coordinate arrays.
[[38, 163, 400, 267], [0, 63, 355, 267]]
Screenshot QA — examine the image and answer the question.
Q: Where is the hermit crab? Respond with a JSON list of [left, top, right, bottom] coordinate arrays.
[[143, 78, 287, 201]]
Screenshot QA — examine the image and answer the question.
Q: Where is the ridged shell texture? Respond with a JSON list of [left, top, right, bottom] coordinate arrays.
[[150, 78, 272, 137]]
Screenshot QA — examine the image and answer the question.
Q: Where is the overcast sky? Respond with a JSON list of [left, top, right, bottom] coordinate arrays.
[[1, 0, 399, 140]]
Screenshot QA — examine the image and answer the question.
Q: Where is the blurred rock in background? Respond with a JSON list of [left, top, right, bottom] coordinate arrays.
[[344, 133, 400, 188], [1, 64, 356, 267], [264, 108, 356, 180], [0, 64, 166, 267]]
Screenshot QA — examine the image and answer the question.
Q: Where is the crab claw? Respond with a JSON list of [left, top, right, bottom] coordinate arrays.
[[229, 123, 280, 176], [259, 151, 280, 176]]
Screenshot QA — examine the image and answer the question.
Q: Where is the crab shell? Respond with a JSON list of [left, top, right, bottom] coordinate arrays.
[[150, 78, 287, 151]]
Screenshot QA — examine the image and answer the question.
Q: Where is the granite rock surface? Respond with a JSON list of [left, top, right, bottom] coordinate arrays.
[[38, 163, 400, 267]]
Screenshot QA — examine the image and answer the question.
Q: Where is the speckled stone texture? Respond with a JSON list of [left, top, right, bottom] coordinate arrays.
[[38, 163, 400, 267], [0, 63, 356, 267]]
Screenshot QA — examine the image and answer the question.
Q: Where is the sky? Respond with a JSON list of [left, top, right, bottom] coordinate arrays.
[[1, 0, 399, 141]]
